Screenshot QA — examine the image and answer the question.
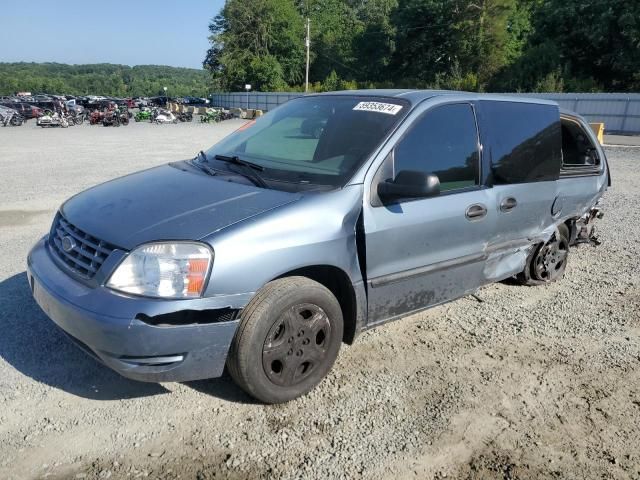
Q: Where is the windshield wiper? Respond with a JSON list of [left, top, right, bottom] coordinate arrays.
[[214, 154, 268, 188], [191, 151, 217, 176], [214, 154, 265, 171], [196, 150, 208, 162]]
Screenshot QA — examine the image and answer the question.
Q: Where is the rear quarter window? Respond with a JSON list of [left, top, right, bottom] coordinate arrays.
[[561, 117, 600, 171], [479, 101, 561, 184]]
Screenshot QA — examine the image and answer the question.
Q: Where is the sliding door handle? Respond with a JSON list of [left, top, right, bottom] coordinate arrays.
[[466, 204, 487, 221], [500, 197, 518, 212]]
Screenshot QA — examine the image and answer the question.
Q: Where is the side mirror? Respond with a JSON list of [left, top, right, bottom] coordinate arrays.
[[377, 170, 440, 201]]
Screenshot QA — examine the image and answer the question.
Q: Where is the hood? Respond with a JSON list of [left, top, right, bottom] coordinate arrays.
[[60, 163, 301, 250]]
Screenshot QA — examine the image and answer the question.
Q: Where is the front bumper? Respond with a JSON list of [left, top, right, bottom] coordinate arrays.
[[27, 236, 245, 383]]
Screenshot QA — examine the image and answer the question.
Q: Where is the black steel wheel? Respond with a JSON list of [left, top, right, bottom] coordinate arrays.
[[517, 224, 570, 286], [262, 303, 333, 387], [227, 276, 343, 404]]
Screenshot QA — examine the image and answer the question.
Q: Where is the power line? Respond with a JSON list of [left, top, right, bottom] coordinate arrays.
[[306, 20, 467, 81], [314, 51, 365, 76], [322, 19, 467, 38], [360, 22, 464, 36]]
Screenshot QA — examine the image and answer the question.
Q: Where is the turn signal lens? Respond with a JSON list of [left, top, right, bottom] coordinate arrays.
[[186, 258, 209, 295]]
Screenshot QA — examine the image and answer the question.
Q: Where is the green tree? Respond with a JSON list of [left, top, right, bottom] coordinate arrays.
[[463, 0, 520, 87], [389, 0, 522, 90], [0, 63, 211, 96], [494, 0, 640, 91], [202, 0, 639, 93], [352, 0, 398, 82], [204, 0, 305, 90], [299, 0, 362, 82], [389, 0, 470, 87]]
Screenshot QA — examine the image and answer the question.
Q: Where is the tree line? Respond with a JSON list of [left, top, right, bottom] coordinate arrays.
[[204, 0, 640, 93], [0, 63, 210, 97]]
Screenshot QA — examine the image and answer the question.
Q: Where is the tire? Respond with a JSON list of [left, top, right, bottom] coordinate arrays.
[[227, 276, 343, 404], [516, 223, 570, 286]]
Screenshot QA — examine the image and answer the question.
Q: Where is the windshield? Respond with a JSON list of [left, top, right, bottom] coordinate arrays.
[[204, 96, 409, 188]]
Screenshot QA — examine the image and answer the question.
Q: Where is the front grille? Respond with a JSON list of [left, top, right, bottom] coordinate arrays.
[[49, 215, 115, 278]]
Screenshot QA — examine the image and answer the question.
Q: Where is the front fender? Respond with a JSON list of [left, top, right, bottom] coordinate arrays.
[[203, 185, 365, 299]]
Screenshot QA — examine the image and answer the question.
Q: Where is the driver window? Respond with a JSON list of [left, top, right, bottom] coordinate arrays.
[[394, 104, 480, 192]]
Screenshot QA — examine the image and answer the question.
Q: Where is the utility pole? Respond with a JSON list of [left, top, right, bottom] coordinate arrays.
[[305, 18, 310, 92]]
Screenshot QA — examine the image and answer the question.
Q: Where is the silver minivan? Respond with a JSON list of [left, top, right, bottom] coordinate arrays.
[[28, 90, 609, 403]]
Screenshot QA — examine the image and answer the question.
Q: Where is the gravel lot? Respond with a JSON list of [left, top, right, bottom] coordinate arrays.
[[0, 120, 639, 480]]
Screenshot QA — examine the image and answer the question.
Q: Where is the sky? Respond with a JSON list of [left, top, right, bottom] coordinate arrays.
[[0, 0, 225, 69]]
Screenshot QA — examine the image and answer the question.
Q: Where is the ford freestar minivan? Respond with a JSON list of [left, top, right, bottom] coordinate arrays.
[[28, 90, 609, 403]]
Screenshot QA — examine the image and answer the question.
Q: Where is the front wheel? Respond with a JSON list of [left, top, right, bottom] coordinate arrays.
[[227, 277, 343, 404], [516, 224, 570, 286]]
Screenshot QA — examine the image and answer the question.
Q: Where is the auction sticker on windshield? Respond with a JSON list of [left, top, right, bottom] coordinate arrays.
[[353, 102, 403, 115]]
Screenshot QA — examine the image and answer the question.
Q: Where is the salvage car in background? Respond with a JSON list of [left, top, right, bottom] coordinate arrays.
[[0, 105, 24, 126], [0, 101, 42, 120], [28, 90, 609, 404]]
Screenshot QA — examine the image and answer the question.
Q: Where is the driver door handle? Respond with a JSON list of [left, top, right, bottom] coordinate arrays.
[[500, 197, 518, 212], [466, 204, 487, 221]]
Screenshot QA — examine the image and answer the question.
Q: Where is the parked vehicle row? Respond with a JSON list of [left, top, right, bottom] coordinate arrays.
[[0, 92, 211, 122], [1, 91, 235, 128]]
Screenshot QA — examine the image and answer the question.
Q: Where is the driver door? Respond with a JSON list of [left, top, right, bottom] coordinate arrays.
[[363, 102, 496, 325]]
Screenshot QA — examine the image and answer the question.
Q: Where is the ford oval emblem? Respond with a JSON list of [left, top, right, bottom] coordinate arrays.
[[61, 236, 76, 253]]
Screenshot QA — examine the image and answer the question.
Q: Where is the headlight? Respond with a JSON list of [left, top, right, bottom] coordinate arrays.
[[106, 242, 212, 299]]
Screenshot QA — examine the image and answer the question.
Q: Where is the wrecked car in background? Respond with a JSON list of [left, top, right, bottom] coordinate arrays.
[[27, 90, 609, 404]]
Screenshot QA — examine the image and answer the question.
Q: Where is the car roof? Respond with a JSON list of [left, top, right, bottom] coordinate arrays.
[[559, 108, 588, 121], [311, 89, 558, 107]]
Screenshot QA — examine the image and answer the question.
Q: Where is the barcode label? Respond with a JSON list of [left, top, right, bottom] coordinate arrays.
[[353, 102, 403, 115]]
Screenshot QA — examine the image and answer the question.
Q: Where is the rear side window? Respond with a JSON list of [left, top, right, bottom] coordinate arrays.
[[561, 117, 599, 169], [394, 103, 480, 192], [480, 101, 561, 184]]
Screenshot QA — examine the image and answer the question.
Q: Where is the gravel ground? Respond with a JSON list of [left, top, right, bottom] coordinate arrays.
[[0, 120, 639, 480]]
